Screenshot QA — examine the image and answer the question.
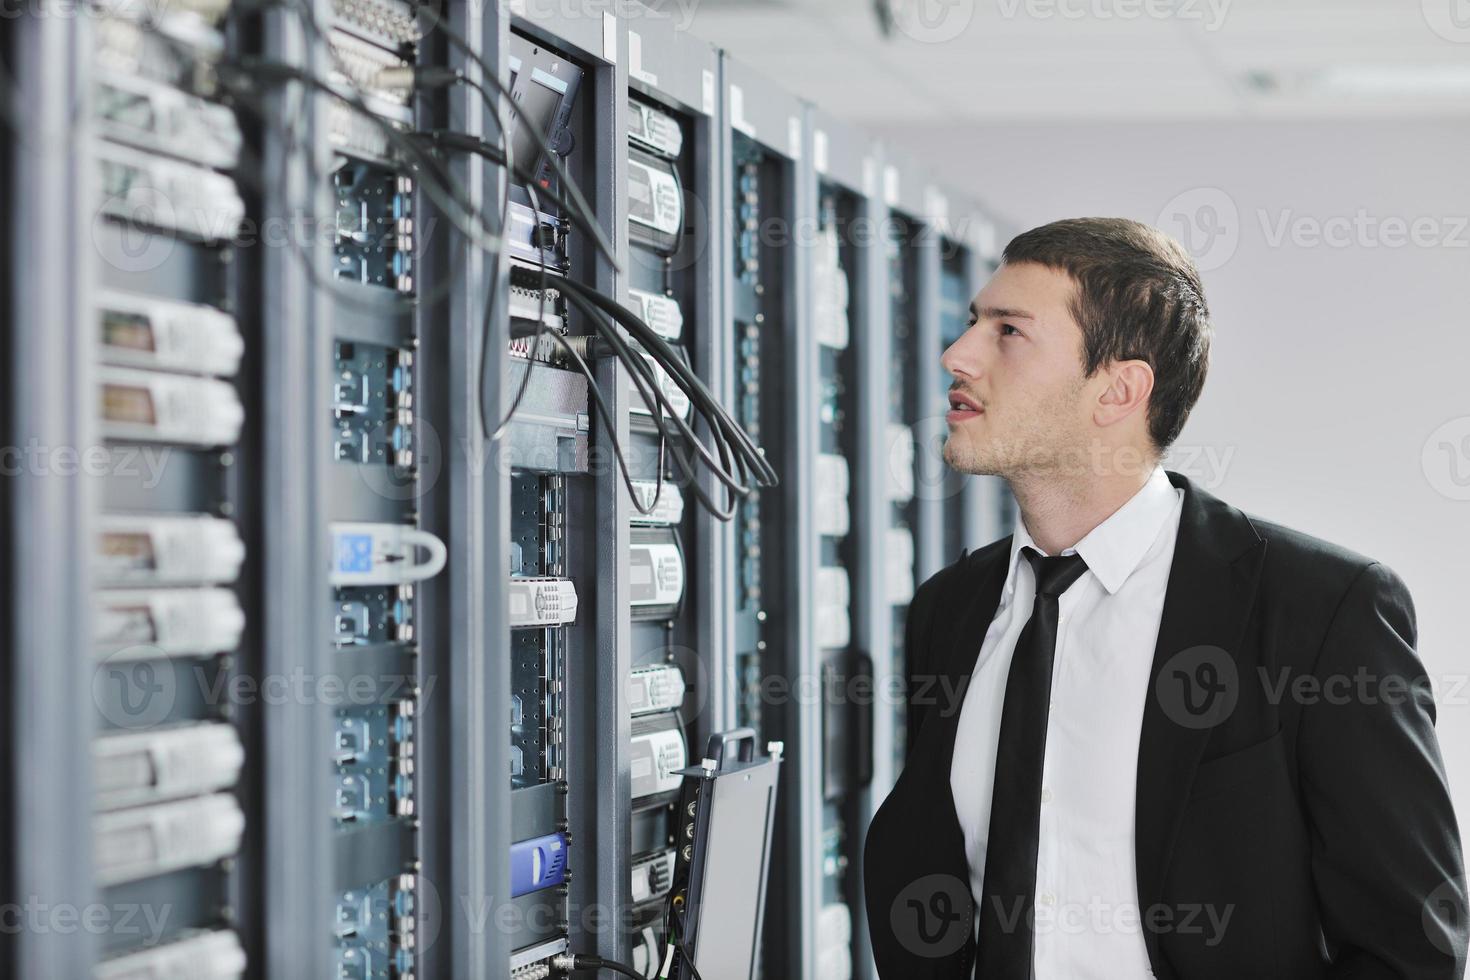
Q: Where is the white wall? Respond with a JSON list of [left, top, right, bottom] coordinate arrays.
[[883, 117, 1470, 828]]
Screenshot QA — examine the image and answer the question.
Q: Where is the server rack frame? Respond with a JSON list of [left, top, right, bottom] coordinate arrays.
[[804, 103, 885, 980], [718, 51, 819, 980], [507, 3, 634, 968], [6, 10, 97, 978]]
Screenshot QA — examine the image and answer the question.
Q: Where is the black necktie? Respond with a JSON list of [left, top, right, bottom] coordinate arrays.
[[975, 546, 1089, 979]]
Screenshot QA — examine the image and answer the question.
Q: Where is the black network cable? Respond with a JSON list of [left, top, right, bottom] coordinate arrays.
[[552, 952, 647, 980], [559, 275, 779, 491], [406, 14, 620, 271], [560, 286, 754, 520]]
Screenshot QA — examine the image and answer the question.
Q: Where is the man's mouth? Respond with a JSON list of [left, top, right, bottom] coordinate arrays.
[[947, 391, 984, 423]]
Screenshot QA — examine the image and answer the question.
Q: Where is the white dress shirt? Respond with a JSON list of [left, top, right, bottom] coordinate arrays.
[[950, 465, 1184, 979]]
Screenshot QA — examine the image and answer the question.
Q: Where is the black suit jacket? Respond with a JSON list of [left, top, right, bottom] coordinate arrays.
[[864, 471, 1467, 979]]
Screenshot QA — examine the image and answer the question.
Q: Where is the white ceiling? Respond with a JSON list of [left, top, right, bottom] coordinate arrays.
[[675, 0, 1470, 122]]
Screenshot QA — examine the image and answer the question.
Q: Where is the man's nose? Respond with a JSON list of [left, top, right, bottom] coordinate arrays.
[[941, 326, 984, 382]]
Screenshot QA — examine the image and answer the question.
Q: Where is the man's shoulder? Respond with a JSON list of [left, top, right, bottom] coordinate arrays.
[[1237, 510, 1408, 617], [911, 534, 1012, 609], [1247, 514, 1377, 576], [1176, 471, 1395, 600]]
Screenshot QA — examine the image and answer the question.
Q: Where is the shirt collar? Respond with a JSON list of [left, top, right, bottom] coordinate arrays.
[[1002, 465, 1179, 604]]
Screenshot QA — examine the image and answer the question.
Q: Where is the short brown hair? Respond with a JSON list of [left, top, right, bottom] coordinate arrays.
[[1002, 217, 1211, 452]]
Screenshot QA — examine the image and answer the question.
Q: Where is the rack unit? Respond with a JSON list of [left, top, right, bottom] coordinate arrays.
[[3, 4, 1003, 979]]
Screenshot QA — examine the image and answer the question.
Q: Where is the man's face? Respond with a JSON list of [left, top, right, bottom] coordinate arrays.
[[941, 261, 1095, 478]]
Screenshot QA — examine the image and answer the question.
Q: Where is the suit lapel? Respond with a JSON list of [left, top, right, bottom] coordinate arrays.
[[932, 546, 1012, 787], [1134, 471, 1267, 976]]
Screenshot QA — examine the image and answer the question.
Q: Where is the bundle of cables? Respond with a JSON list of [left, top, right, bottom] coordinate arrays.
[[413, 109, 779, 521], [141, 0, 778, 521]]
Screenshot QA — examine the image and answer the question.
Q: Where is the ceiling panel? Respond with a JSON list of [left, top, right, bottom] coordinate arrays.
[[683, 0, 1470, 120]]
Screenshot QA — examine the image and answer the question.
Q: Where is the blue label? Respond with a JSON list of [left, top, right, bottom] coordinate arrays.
[[337, 533, 374, 573]]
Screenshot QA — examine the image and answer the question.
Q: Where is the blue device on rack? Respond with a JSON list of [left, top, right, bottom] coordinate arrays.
[[509, 831, 570, 898]]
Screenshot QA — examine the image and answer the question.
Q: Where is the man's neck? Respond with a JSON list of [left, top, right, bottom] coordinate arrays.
[[1007, 460, 1157, 556]]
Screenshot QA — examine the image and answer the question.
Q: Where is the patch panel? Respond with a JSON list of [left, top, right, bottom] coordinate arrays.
[[333, 159, 415, 293], [815, 565, 851, 650], [817, 901, 854, 980], [510, 937, 569, 980], [812, 221, 851, 351], [507, 202, 569, 272], [96, 514, 245, 587], [94, 793, 245, 886], [630, 847, 676, 905], [508, 267, 566, 332], [333, 585, 415, 647], [628, 663, 688, 716], [630, 712, 687, 808], [93, 12, 225, 94], [628, 147, 683, 255], [94, 140, 245, 242], [814, 453, 851, 538], [97, 290, 244, 377], [629, 526, 686, 622], [511, 627, 566, 787], [95, 587, 245, 660], [99, 366, 244, 446], [508, 577, 579, 628], [628, 347, 693, 422], [93, 722, 245, 811], [627, 480, 686, 527], [334, 700, 416, 824], [885, 527, 916, 605], [735, 650, 765, 733], [328, 97, 401, 163], [334, 874, 417, 980], [94, 930, 247, 980], [628, 97, 684, 159], [93, 0, 232, 24], [735, 157, 761, 282], [333, 340, 416, 469], [327, 28, 414, 120], [626, 286, 684, 342], [330, 0, 422, 49], [886, 422, 916, 503], [93, 70, 242, 171]]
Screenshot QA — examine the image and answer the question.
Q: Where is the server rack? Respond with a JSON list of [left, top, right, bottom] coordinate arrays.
[[6, 11, 97, 979], [803, 104, 881, 980], [4, 4, 1004, 978], [718, 52, 817, 980], [619, 17, 726, 976]]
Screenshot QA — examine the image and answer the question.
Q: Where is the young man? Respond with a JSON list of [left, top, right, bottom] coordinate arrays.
[[863, 218, 1466, 979]]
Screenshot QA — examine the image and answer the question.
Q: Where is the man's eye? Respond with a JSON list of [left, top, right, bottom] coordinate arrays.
[[1000, 324, 1021, 336], [966, 319, 977, 329]]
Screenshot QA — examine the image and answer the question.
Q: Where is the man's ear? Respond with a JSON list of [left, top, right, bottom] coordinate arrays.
[[1094, 359, 1154, 429]]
